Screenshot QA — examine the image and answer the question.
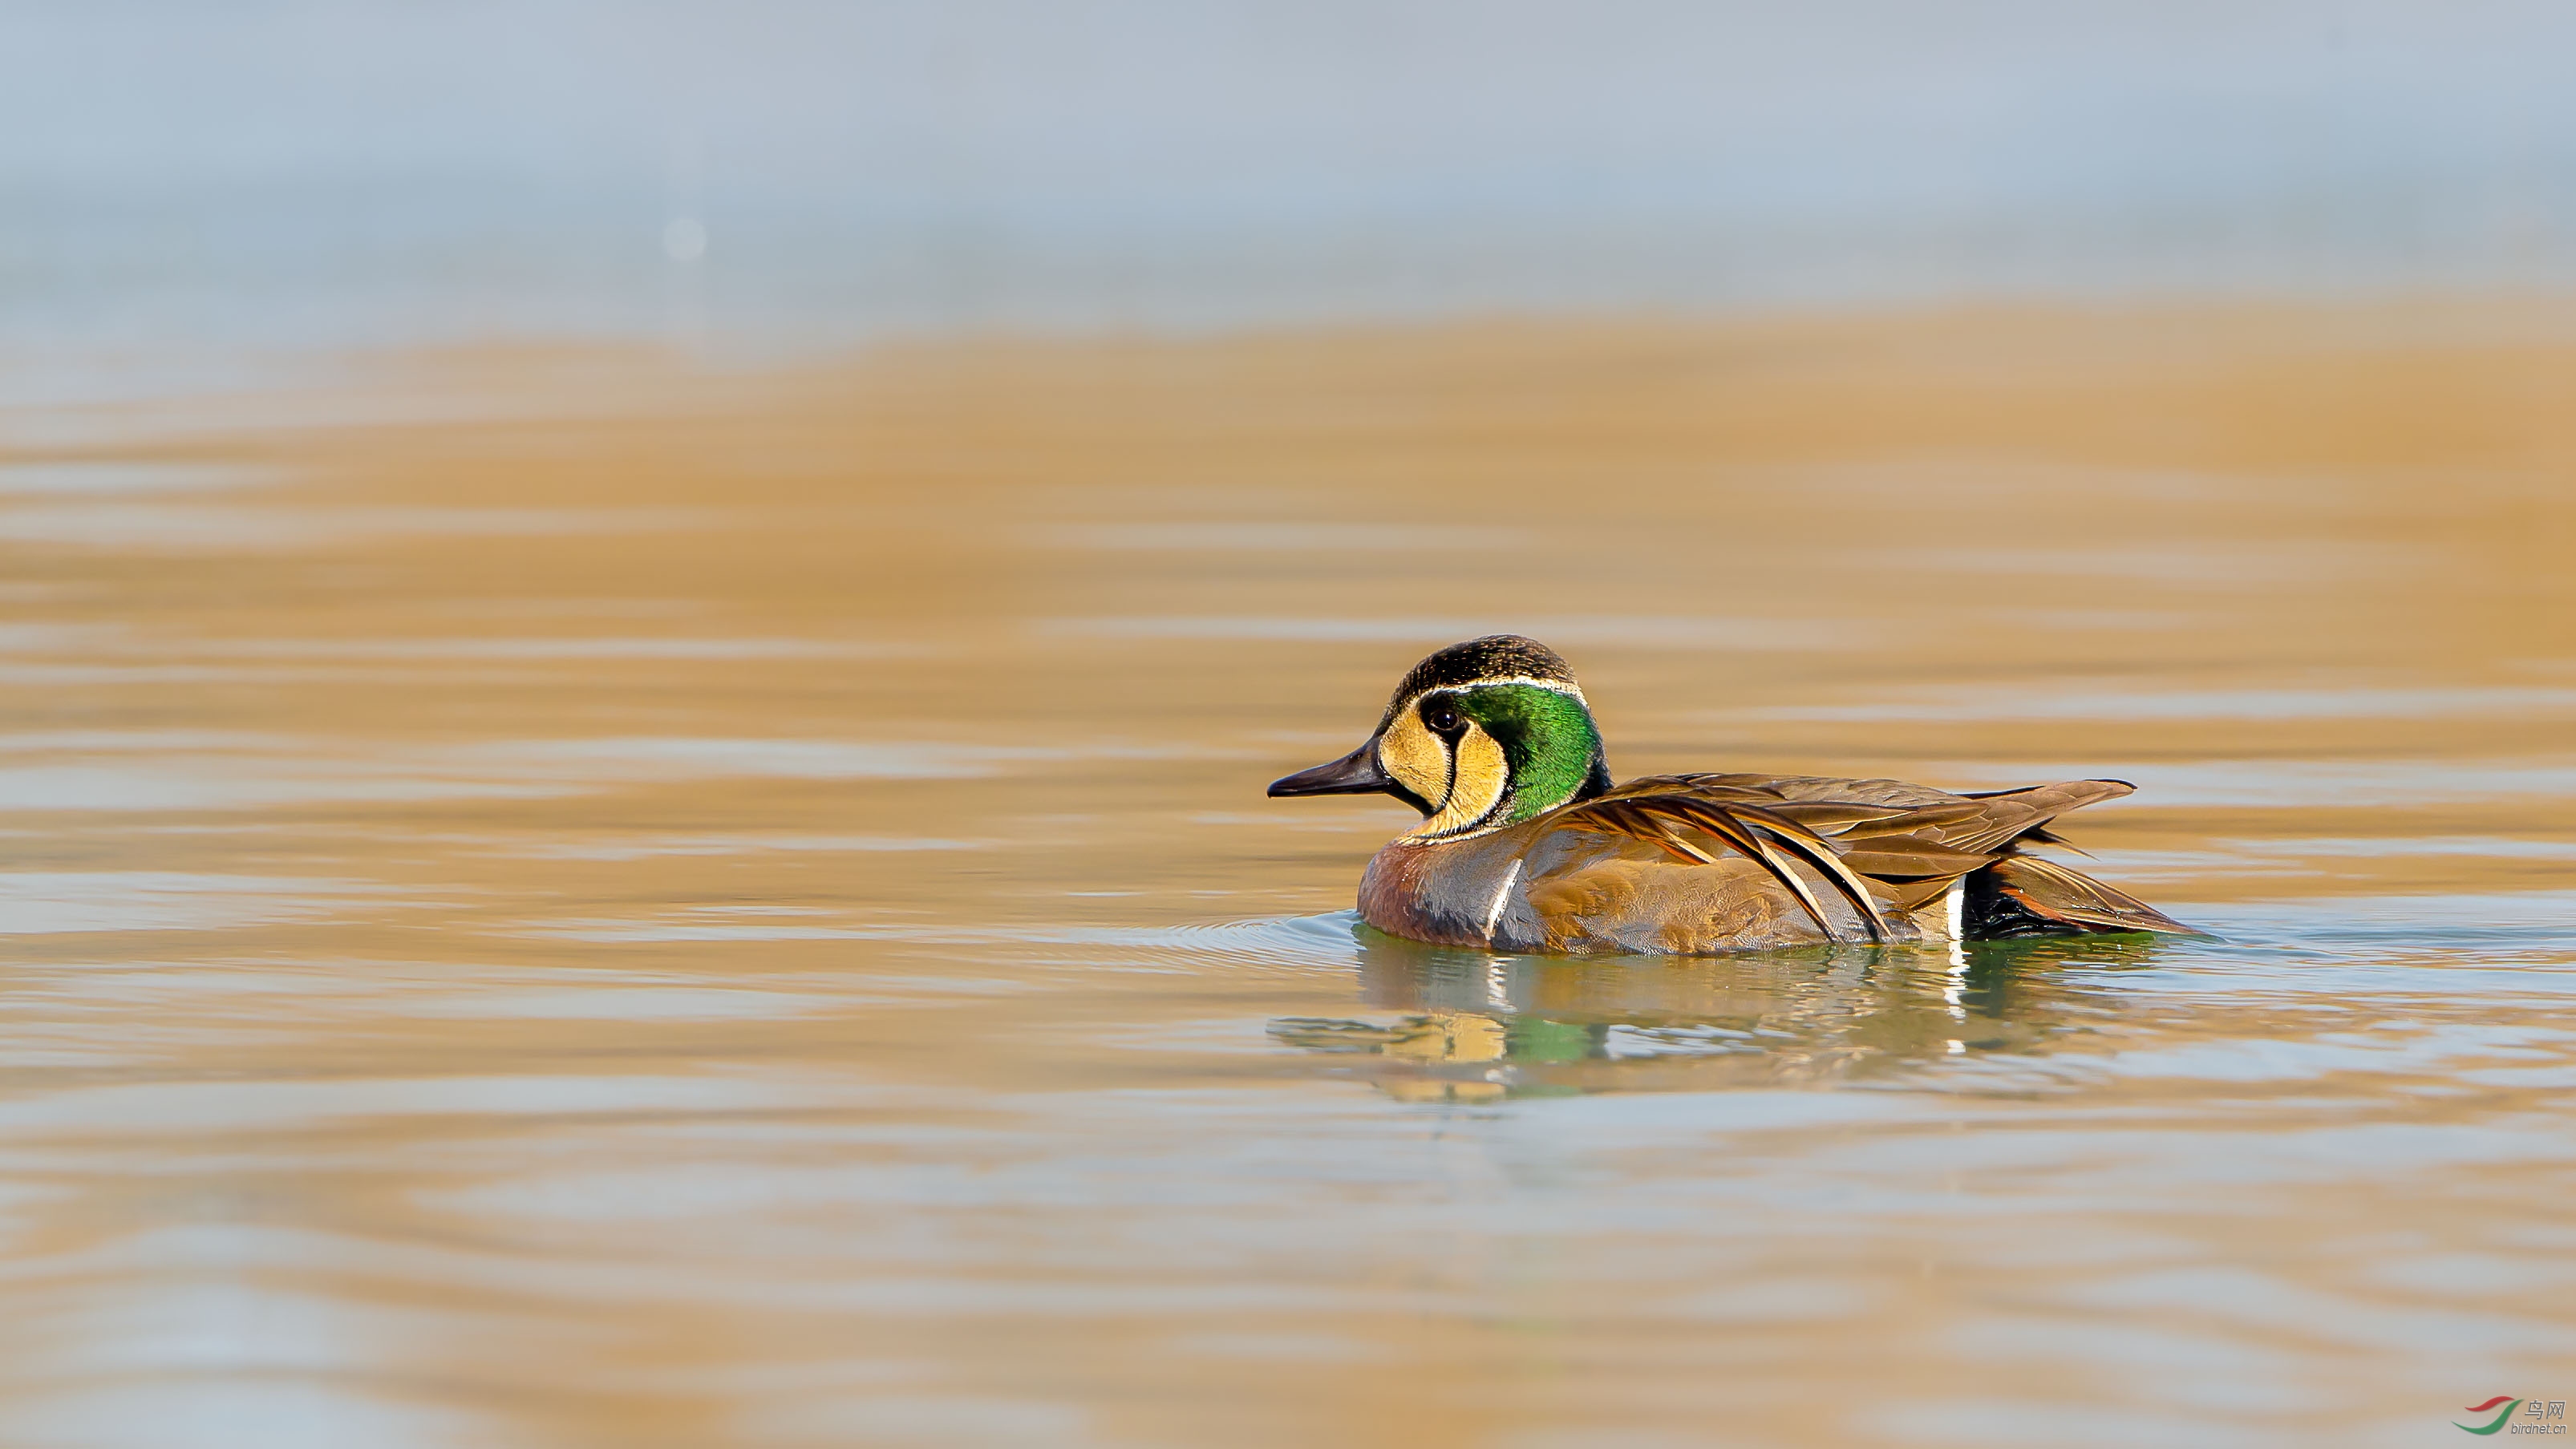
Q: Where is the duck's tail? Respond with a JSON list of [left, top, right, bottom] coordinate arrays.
[[1963, 853, 2201, 937]]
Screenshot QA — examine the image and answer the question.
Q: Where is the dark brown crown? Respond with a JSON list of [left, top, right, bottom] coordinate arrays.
[[1377, 635, 1582, 727]]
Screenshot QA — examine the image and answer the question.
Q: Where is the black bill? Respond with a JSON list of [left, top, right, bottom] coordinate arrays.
[[1266, 740, 1393, 797]]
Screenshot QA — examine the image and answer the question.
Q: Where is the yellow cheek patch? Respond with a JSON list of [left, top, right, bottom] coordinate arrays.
[[1378, 714, 1449, 807], [1411, 726, 1508, 839]]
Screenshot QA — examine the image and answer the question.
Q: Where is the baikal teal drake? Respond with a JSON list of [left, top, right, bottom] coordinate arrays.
[[1269, 635, 2194, 954]]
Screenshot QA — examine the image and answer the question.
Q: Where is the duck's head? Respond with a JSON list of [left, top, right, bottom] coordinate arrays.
[[1268, 635, 1612, 841]]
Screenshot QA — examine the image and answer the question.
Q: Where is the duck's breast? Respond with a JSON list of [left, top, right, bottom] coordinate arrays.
[[1357, 834, 1532, 948]]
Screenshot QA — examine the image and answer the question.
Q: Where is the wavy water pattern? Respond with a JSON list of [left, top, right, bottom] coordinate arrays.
[[0, 313, 2570, 1447]]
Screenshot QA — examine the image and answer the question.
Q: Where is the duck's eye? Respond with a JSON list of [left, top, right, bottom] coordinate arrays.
[[1421, 700, 1464, 735]]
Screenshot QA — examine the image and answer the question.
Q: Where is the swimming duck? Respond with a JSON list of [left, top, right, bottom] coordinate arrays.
[[1267, 635, 2193, 953]]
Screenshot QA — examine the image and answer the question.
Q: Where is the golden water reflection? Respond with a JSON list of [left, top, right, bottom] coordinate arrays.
[[2, 305, 2573, 1447], [1275, 929, 2175, 1099]]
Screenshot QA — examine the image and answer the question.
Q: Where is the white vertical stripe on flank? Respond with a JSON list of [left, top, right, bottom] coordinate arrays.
[[1483, 858, 1525, 941]]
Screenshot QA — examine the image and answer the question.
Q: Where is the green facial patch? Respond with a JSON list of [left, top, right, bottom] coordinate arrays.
[[1456, 684, 1609, 824]]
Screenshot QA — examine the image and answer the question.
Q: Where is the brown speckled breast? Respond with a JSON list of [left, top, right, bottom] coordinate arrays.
[[1357, 842, 1452, 944], [1356, 829, 1549, 949], [1357, 840, 1494, 946]]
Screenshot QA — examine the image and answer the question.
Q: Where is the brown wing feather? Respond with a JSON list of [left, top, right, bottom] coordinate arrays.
[[1675, 801, 1892, 943], [1935, 780, 2136, 854], [1618, 774, 2132, 857], [1832, 836, 2000, 879], [1552, 774, 2150, 938], [1758, 800, 1938, 831], [1594, 799, 1854, 944], [1557, 791, 1891, 942], [1985, 855, 2199, 934]]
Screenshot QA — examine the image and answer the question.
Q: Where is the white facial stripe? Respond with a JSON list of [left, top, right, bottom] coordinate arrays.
[[1390, 677, 1587, 721]]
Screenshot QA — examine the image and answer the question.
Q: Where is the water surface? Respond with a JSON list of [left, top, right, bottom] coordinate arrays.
[[1, 306, 2572, 1446]]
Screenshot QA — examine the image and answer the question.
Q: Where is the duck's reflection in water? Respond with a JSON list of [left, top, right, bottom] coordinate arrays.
[[1270, 925, 2178, 1100]]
